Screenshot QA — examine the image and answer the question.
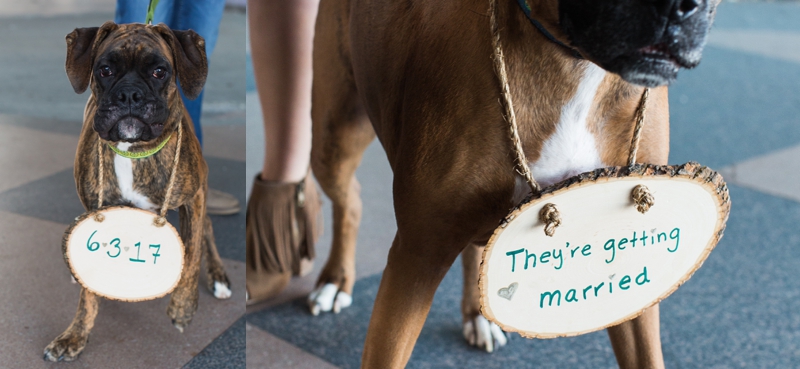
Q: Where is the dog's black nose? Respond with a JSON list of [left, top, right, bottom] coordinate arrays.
[[116, 87, 143, 105], [675, 0, 700, 20], [648, 0, 703, 22]]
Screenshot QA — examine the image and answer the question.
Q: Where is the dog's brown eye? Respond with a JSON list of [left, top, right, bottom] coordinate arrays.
[[99, 66, 113, 78], [152, 68, 166, 79]]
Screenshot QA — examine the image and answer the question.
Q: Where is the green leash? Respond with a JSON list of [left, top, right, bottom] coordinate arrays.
[[109, 134, 172, 159], [145, 0, 160, 25]]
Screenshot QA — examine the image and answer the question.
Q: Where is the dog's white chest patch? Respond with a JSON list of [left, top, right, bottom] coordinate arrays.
[[529, 63, 607, 188], [114, 143, 158, 211]]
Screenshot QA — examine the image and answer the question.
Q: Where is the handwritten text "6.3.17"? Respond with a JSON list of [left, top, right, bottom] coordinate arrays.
[[86, 230, 162, 264]]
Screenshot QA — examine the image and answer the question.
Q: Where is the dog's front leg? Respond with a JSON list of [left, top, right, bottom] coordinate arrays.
[[43, 288, 100, 362], [167, 189, 205, 332], [461, 243, 507, 353], [202, 215, 232, 299]]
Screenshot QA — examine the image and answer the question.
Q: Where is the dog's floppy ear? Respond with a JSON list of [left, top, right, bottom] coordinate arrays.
[[153, 24, 208, 100], [65, 21, 118, 94]]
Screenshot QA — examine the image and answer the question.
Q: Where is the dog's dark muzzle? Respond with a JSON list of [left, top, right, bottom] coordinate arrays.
[[94, 86, 168, 142], [560, 0, 717, 87]]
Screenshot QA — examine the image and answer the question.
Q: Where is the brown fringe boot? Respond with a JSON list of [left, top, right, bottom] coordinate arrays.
[[246, 173, 322, 304]]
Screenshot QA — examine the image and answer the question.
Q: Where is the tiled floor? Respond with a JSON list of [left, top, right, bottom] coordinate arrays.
[[0, 4, 246, 369], [245, 2, 800, 368]]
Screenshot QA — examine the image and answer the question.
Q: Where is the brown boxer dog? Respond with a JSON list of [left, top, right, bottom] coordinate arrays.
[[309, 0, 719, 367], [43, 22, 232, 362]]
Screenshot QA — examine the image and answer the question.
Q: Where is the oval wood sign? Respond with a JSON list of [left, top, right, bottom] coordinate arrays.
[[479, 162, 730, 338], [63, 206, 185, 302]]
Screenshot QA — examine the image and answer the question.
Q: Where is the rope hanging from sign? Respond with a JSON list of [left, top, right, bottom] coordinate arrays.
[[627, 88, 650, 167], [626, 89, 656, 214], [489, 0, 655, 235], [95, 121, 183, 226], [489, 0, 540, 198]]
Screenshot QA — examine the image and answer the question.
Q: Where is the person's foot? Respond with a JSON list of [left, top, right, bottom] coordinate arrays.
[[207, 188, 241, 215], [245, 173, 321, 305]]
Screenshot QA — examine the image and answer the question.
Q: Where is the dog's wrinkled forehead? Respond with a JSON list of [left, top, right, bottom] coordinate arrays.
[[66, 21, 208, 98], [94, 24, 173, 67]]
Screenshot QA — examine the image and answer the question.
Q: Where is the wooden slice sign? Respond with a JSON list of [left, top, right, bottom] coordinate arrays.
[[63, 206, 185, 302], [479, 162, 730, 338]]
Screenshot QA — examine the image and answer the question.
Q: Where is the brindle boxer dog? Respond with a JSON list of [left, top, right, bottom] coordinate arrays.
[[309, 0, 719, 367], [43, 21, 232, 362]]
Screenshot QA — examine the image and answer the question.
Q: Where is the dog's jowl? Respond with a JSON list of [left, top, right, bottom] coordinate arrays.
[[43, 22, 232, 362]]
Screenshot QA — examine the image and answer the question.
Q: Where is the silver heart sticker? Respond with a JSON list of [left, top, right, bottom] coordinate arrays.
[[498, 282, 518, 301]]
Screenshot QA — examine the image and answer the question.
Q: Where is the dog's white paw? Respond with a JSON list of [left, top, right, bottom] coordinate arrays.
[[213, 281, 232, 299], [463, 315, 507, 353], [307, 283, 352, 316]]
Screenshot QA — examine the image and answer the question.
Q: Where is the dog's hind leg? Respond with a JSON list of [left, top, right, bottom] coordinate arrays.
[[43, 288, 100, 362], [202, 215, 232, 299], [306, 0, 374, 316], [461, 243, 508, 352], [607, 304, 665, 369], [167, 190, 206, 332]]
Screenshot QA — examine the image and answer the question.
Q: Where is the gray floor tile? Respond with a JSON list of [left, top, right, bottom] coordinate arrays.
[[184, 317, 246, 369], [668, 46, 800, 169], [246, 324, 339, 369], [720, 143, 800, 203], [0, 0, 114, 17], [203, 124, 246, 162], [0, 123, 77, 193], [0, 114, 83, 136]]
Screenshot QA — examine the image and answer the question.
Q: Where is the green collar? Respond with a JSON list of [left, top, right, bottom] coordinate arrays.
[[108, 134, 172, 159]]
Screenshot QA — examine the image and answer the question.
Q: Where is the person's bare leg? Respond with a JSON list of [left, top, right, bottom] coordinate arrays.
[[245, 0, 321, 304], [248, 0, 319, 183]]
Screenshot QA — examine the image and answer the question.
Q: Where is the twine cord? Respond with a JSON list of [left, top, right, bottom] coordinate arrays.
[[627, 88, 650, 167], [489, 0, 655, 231], [631, 184, 655, 214], [627, 88, 655, 214], [156, 121, 182, 226], [95, 121, 183, 226], [539, 203, 561, 237], [95, 140, 106, 222], [489, 0, 540, 197]]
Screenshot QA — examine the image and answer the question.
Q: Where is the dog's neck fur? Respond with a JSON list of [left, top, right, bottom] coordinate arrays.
[[528, 62, 606, 187], [501, 1, 666, 200]]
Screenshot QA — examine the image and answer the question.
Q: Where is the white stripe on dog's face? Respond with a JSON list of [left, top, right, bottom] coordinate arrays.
[[530, 62, 606, 188], [114, 142, 158, 211]]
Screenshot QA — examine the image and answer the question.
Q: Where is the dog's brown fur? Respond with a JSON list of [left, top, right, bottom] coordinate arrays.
[[311, 0, 668, 368], [44, 22, 230, 362]]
